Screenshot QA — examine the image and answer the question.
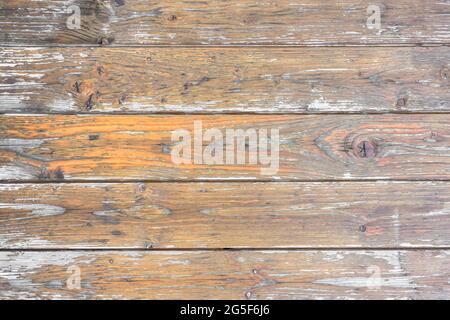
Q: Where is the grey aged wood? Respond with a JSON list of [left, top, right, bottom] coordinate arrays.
[[1, 250, 449, 299], [1, 0, 450, 301], [1, 1, 450, 45], [2, 47, 450, 113], [1, 182, 450, 249]]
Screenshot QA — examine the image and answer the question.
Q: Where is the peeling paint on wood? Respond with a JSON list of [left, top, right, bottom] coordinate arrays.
[[2, 0, 450, 301], [2, 114, 450, 181], [0, 250, 449, 299], [1, 1, 450, 45], [1, 182, 450, 249], [2, 47, 450, 113]]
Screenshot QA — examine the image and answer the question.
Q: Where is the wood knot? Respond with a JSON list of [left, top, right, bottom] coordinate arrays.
[[355, 140, 377, 158], [97, 66, 105, 76], [114, 0, 125, 7], [424, 131, 442, 143], [243, 15, 258, 24], [144, 241, 154, 249], [38, 166, 65, 180], [85, 91, 101, 110], [73, 80, 82, 93], [396, 96, 408, 108], [89, 134, 99, 141], [97, 36, 115, 45], [54, 167, 65, 180]]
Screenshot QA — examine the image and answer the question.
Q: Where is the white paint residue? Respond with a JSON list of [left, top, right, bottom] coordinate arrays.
[[315, 276, 417, 288], [422, 203, 450, 217], [0, 203, 66, 219], [0, 166, 36, 180]]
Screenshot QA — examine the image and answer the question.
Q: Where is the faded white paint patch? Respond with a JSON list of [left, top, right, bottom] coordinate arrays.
[[0, 185, 26, 192], [0, 203, 65, 219], [48, 97, 76, 112], [0, 166, 36, 180], [164, 259, 191, 266], [315, 276, 417, 288], [0, 138, 49, 153], [422, 203, 450, 217]]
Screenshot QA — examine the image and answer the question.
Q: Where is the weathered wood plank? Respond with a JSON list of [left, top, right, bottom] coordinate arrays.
[[1, 1, 450, 45], [1, 250, 449, 299], [2, 114, 450, 181], [2, 47, 450, 113], [1, 182, 450, 249]]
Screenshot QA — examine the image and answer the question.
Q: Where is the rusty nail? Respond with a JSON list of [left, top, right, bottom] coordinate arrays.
[[356, 140, 377, 158], [138, 184, 146, 192], [54, 167, 65, 180], [97, 36, 114, 46], [85, 94, 95, 110], [74, 80, 82, 93]]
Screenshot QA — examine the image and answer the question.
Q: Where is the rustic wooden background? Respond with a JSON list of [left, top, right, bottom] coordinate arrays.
[[1, 0, 450, 300]]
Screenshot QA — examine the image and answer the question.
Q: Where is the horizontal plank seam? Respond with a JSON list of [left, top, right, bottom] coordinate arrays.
[[1, 44, 450, 49], [5, 111, 450, 116], [2, 180, 450, 184], [4, 179, 450, 184], [1, 248, 450, 252]]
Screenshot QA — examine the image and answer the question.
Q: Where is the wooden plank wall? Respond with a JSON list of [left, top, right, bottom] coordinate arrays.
[[1, 0, 450, 300]]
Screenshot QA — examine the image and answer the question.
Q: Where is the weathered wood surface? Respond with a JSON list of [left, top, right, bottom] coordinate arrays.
[[2, 47, 450, 113], [1, 250, 449, 299], [2, 0, 450, 302], [1, 182, 450, 249], [2, 114, 450, 181], [1, 1, 450, 46]]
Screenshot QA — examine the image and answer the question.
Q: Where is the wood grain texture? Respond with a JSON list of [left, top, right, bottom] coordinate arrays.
[[1, 250, 449, 299], [2, 47, 450, 114], [2, 114, 450, 181], [1, 182, 450, 249], [2, 0, 450, 302], [1, 0, 450, 45]]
